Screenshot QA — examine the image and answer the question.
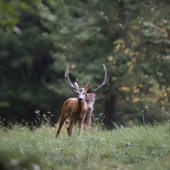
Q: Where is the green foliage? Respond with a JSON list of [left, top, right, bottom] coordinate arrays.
[[1, 0, 170, 125], [0, 0, 63, 122], [0, 0, 40, 29]]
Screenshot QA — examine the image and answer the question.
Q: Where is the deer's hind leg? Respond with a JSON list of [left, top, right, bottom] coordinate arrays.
[[67, 119, 78, 137], [56, 114, 68, 138]]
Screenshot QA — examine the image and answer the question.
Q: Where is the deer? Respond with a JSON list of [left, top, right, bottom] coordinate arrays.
[[64, 64, 108, 127], [56, 76, 90, 137]]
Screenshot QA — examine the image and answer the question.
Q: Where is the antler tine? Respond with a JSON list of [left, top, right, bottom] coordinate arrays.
[[76, 78, 80, 87], [65, 67, 75, 89], [92, 64, 108, 93]]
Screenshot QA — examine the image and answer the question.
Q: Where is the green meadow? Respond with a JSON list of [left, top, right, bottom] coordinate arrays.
[[1, 121, 170, 170]]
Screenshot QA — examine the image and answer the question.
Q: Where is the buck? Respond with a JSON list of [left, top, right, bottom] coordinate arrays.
[[56, 76, 90, 137], [65, 64, 108, 127]]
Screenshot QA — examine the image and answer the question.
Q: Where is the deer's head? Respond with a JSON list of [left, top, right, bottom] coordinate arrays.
[[65, 64, 107, 104], [74, 81, 90, 102], [65, 69, 90, 102]]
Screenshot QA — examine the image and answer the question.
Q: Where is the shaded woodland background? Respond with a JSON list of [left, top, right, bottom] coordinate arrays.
[[1, 0, 170, 127]]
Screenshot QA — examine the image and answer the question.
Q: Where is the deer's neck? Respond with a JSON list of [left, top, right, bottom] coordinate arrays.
[[77, 99, 86, 109]]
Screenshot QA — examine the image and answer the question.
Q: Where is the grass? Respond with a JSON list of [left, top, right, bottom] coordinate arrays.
[[1, 121, 170, 170]]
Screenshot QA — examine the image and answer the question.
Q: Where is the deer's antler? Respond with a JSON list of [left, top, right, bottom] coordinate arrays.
[[92, 64, 108, 93]]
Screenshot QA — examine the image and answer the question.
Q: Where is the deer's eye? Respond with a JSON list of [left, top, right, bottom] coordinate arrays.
[[83, 92, 85, 95], [76, 92, 79, 95]]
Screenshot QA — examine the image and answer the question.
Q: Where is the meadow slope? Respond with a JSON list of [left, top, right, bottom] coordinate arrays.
[[1, 123, 170, 170]]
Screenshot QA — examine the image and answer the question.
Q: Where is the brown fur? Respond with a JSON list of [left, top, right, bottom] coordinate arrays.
[[56, 82, 90, 137], [64, 64, 107, 128], [56, 98, 87, 137], [57, 92, 102, 128]]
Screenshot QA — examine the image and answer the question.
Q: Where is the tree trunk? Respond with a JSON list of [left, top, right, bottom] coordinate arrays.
[[103, 93, 116, 129]]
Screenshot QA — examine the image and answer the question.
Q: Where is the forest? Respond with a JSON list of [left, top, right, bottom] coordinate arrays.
[[1, 0, 170, 127]]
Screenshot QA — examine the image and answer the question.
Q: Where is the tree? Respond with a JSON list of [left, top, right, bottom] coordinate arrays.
[[1, 0, 170, 127], [0, 1, 60, 123]]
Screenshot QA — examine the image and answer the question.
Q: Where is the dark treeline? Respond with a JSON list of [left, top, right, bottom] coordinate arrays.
[[1, 0, 170, 127]]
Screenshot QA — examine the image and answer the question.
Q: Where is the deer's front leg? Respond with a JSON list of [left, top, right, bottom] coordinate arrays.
[[79, 116, 85, 136], [67, 118, 76, 137]]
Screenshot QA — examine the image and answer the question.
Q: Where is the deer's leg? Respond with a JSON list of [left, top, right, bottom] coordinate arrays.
[[84, 115, 92, 131], [87, 111, 92, 127], [67, 119, 78, 137], [67, 119, 75, 137], [65, 118, 70, 127], [79, 117, 85, 136], [56, 115, 67, 138], [84, 109, 93, 127]]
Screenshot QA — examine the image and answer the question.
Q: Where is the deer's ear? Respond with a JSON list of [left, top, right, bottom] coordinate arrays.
[[94, 92, 102, 99], [84, 82, 90, 91]]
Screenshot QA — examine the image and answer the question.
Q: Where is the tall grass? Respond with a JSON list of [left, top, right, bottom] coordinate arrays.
[[1, 119, 170, 170]]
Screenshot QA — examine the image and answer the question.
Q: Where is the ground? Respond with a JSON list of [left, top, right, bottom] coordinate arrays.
[[1, 122, 170, 170]]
